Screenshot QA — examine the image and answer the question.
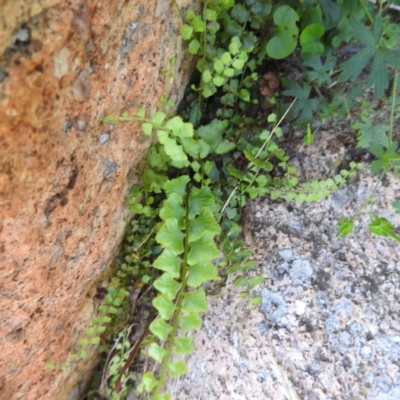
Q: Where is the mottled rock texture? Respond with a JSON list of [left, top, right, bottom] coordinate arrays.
[[173, 130, 400, 399], [0, 0, 197, 399]]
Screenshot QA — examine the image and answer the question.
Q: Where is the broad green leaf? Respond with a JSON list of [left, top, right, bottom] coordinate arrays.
[[266, 6, 299, 59], [188, 186, 215, 218], [232, 58, 245, 70], [191, 16, 205, 32], [215, 140, 235, 154], [188, 207, 221, 242], [148, 342, 167, 363], [392, 201, 400, 214], [247, 276, 263, 289], [153, 294, 176, 319], [142, 123, 153, 136], [367, 49, 388, 98], [221, 52, 232, 65], [214, 59, 224, 74], [163, 175, 190, 196], [162, 137, 188, 163], [369, 217, 400, 241], [153, 249, 182, 278], [189, 39, 200, 54], [169, 359, 187, 378], [155, 394, 171, 400], [151, 111, 166, 126], [188, 235, 219, 265], [187, 261, 219, 286], [231, 4, 249, 24], [175, 337, 194, 355], [165, 116, 184, 132], [150, 318, 173, 341], [223, 68, 235, 77], [142, 371, 159, 393], [197, 119, 229, 152], [180, 313, 202, 333], [181, 24, 193, 40], [156, 219, 185, 255], [154, 273, 181, 300], [182, 288, 208, 313], [213, 76, 226, 87], [136, 108, 145, 118], [338, 46, 375, 82], [159, 193, 185, 225], [337, 218, 354, 237], [229, 36, 241, 55], [203, 69, 212, 83]]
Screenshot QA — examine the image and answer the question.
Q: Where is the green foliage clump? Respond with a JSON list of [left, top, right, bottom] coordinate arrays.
[[49, 0, 400, 398]]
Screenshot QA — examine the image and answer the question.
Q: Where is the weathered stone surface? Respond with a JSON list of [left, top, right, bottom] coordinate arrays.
[[0, 0, 197, 398], [173, 132, 400, 399]]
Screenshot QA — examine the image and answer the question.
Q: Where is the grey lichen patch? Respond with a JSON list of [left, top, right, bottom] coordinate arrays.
[[103, 159, 119, 178], [288, 259, 313, 287], [99, 132, 110, 145], [260, 288, 288, 325]]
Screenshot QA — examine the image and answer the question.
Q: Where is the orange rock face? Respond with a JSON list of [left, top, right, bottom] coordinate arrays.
[[0, 0, 196, 398]]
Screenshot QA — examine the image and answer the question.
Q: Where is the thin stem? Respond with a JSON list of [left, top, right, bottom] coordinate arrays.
[[351, 170, 385, 220], [359, 0, 374, 23], [389, 69, 398, 145]]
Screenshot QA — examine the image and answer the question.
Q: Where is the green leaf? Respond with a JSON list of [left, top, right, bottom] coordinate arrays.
[[229, 36, 241, 55], [142, 123, 153, 136], [244, 150, 273, 171], [136, 108, 145, 118], [175, 337, 194, 355], [188, 186, 215, 218], [392, 201, 400, 214], [153, 294, 176, 319], [189, 39, 200, 54], [203, 69, 212, 83], [154, 249, 182, 278], [337, 218, 354, 237], [247, 276, 263, 289], [188, 207, 221, 242], [180, 313, 202, 333], [151, 111, 166, 126], [338, 46, 375, 82], [159, 193, 185, 225], [165, 116, 184, 132], [188, 234, 219, 265], [182, 289, 208, 313], [266, 5, 299, 59], [214, 59, 224, 73], [197, 119, 229, 152], [191, 16, 205, 32], [163, 175, 190, 196], [150, 318, 173, 341], [213, 76, 226, 87], [223, 68, 235, 77], [142, 371, 159, 393], [215, 141, 235, 154], [187, 261, 219, 286], [369, 217, 400, 241], [231, 4, 249, 24], [154, 273, 181, 300], [169, 359, 187, 378], [148, 342, 167, 363], [232, 58, 245, 70], [221, 52, 232, 65], [181, 24, 193, 40], [156, 219, 185, 255]]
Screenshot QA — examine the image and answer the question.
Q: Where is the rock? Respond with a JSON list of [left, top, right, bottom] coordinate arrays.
[[173, 160, 400, 399], [0, 0, 198, 399]]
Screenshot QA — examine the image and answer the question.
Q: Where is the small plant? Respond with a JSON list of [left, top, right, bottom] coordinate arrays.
[[56, 0, 400, 398]]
